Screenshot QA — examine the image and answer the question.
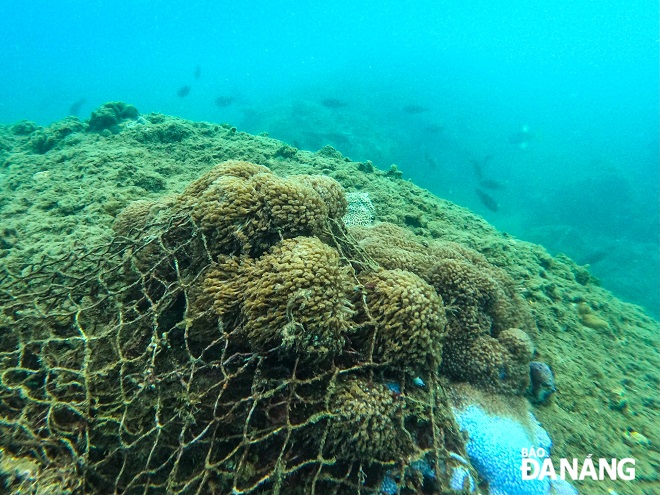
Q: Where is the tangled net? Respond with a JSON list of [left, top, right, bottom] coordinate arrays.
[[0, 161, 533, 494]]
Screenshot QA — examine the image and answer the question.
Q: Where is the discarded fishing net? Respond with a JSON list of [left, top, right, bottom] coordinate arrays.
[[0, 160, 532, 494]]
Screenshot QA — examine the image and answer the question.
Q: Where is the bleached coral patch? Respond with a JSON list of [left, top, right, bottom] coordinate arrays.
[[452, 402, 578, 495], [343, 191, 376, 226]]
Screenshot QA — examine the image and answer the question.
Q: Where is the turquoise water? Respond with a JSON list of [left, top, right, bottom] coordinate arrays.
[[0, 0, 657, 317]]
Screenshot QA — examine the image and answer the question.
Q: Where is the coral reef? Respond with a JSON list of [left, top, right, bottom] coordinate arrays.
[[350, 222, 536, 394], [203, 236, 355, 357], [326, 376, 413, 462], [87, 101, 139, 132], [177, 160, 346, 256], [1, 160, 478, 494], [2, 107, 659, 495], [358, 268, 446, 370], [293, 174, 348, 220]]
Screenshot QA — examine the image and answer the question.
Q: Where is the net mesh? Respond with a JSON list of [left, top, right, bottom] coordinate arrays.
[[0, 166, 472, 494]]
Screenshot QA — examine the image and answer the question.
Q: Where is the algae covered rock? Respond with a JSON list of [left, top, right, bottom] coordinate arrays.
[[87, 101, 139, 132], [576, 301, 610, 330], [11, 120, 38, 135], [27, 117, 85, 154]]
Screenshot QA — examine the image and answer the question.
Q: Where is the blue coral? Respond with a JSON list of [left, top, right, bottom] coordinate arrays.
[[446, 452, 477, 492], [411, 456, 437, 480], [449, 465, 476, 492], [379, 455, 436, 494], [551, 480, 579, 495], [377, 401, 577, 495], [453, 405, 552, 495], [379, 472, 398, 495]]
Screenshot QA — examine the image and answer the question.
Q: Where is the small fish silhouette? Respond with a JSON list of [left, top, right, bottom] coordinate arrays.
[[476, 188, 499, 212], [69, 98, 86, 116], [424, 152, 438, 170], [194, 65, 201, 79], [581, 250, 608, 266], [402, 104, 429, 114], [471, 155, 492, 182], [215, 96, 235, 108], [321, 98, 347, 109], [471, 160, 483, 181], [479, 178, 506, 190], [177, 85, 191, 98]]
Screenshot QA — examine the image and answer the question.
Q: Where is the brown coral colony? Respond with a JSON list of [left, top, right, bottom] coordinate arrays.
[[127, 159, 536, 396]]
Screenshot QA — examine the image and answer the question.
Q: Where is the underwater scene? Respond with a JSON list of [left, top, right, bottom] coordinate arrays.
[[0, 2, 658, 495]]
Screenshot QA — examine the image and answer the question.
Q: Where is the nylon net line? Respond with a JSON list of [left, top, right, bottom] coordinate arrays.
[[0, 160, 522, 494]]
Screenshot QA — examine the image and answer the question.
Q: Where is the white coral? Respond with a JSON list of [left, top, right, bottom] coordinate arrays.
[[342, 192, 375, 227]]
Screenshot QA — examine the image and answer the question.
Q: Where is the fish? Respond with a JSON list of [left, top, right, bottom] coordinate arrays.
[[402, 104, 429, 114], [69, 98, 86, 116], [476, 188, 498, 212], [509, 125, 533, 149], [194, 65, 201, 79], [581, 249, 608, 266], [471, 155, 492, 182], [177, 85, 191, 98], [479, 178, 506, 190], [321, 98, 347, 109], [424, 152, 438, 170], [215, 96, 235, 108], [471, 160, 483, 181]]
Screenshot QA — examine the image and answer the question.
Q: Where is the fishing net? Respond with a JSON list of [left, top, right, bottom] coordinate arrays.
[[0, 160, 531, 494]]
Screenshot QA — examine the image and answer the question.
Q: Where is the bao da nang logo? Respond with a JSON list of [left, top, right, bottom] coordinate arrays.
[[521, 448, 635, 481]]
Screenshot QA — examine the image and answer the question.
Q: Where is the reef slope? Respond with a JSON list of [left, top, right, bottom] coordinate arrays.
[[0, 105, 658, 494]]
